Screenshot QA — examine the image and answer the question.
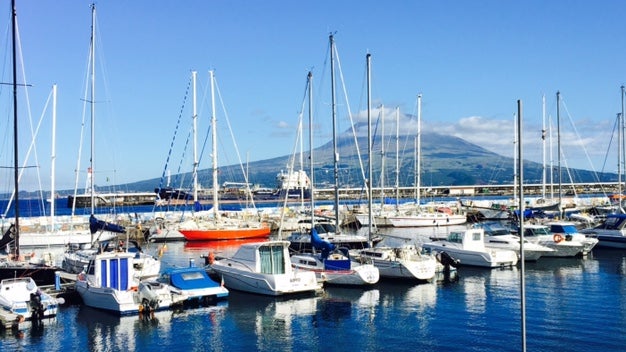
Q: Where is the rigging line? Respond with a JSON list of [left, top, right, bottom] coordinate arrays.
[[71, 14, 96, 216], [3, 19, 49, 218], [560, 97, 602, 183], [155, 74, 193, 196], [334, 42, 368, 190], [213, 76, 259, 210], [277, 73, 311, 239], [599, 114, 618, 174]]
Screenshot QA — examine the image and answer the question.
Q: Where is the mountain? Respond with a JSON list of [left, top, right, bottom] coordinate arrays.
[[119, 131, 616, 193]]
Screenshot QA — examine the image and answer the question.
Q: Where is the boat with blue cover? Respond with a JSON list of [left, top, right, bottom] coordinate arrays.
[[157, 264, 228, 307]]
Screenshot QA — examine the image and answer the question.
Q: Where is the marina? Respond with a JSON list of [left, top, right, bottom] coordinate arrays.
[[0, 236, 624, 351], [2, 1, 626, 350]]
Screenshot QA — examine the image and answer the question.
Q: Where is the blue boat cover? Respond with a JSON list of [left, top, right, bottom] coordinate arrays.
[[164, 267, 220, 290], [90, 215, 126, 235], [311, 227, 336, 259]]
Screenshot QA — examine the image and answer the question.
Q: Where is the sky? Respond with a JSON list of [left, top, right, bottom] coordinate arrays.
[[2, 0, 626, 192]]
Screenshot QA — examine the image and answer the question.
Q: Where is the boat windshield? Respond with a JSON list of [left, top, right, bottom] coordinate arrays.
[[524, 227, 551, 237], [447, 232, 463, 243]]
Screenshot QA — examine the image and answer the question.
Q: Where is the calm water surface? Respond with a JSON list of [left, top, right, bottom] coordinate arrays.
[[1, 226, 626, 351]]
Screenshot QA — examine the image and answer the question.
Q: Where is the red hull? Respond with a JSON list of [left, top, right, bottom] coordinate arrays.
[[180, 226, 271, 241]]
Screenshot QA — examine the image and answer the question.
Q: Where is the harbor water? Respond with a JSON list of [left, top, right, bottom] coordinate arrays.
[[2, 229, 626, 351]]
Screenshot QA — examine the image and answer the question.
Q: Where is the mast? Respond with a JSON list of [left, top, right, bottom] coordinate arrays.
[[618, 111, 622, 209], [379, 104, 385, 209], [557, 91, 562, 212], [395, 107, 400, 209], [11, 0, 19, 255], [517, 99, 527, 352], [617, 85, 626, 213], [51, 84, 57, 230], [541, 94, 546, 199], [416, 94, 422, 207], [366, 53, 373, 247], [308, 71, 314, 229], [210, 70, 219, 219], [209, 70, 220, 220], [513, 112, 517, 203], [191, 71, 198, 208], [330, 34, 340, 230], [89, 3, 96, 220]]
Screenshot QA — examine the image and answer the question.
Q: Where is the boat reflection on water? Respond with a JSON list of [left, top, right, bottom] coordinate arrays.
[[591, 248, 626, 275], [75, 304, 228, 351]]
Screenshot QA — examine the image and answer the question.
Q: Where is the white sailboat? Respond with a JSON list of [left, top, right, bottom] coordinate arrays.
[[61, 4, 158, 276], [352, 53, 438, 281], [375, 95, 467, 228], [289, 71, 379, 286]]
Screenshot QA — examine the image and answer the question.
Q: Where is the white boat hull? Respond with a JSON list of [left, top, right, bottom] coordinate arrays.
[[212, 266, 321, 296], [422, 242, 518, 268]]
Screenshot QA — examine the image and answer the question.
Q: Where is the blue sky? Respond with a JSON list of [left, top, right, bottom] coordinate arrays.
[[2, 0, 626, 192]]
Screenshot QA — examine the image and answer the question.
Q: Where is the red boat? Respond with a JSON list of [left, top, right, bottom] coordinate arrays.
[[179, 223, 271, 241]]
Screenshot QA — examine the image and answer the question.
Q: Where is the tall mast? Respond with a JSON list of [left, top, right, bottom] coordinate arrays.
[[210, 70, 219, 219], [308, 71, 314, 229], [51, 84, 57, 230], [366, 53, 373, 246], [395, 107, 400, 209], [191, 71, 198, 207], [617, 85, 626, 209], [416, 94, 422, 207], [517, 99, 527, 352], [330, 34, 340, 229], [513, 112, 517, 202], [89, 4, 96, 217], [11, 0, 20, 254], [557, 91, 562, 212], [380, 104, 385, 209], [541, 94, 546, 199]]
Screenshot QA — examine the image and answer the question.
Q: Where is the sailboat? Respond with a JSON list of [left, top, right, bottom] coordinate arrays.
[[61, 4, 155, 275], [351, 54, 438, 281], [374, 94, 467, 228], [286, 35, 375, 251], [288, 71, 379, 286], [178, 71, 271, 241], [0, 0, 62, 286]]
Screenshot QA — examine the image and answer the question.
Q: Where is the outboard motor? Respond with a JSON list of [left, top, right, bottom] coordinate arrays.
[[30, 292, 46, 322]]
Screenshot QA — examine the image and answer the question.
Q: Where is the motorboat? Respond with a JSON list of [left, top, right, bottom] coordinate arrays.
[[210, 240, 323, 296], [548, 221, 598, 255], [63, 238, 161, 280], [157, 263, 229, 306], [483, 233, 554, 261], [579, 213, 626, 249], [0, 277, 61, 329], [476, 222, 554, 261], [290, 228, 379, 286], [353, 242, 439, 281], [521, 224, 596, 257], [422, 228, 518, 268], [75, 251, 175, 315]]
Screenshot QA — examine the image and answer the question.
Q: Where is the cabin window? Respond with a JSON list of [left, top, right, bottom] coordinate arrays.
[[259, 244, 286, 275], [472, 232, 481, 241]]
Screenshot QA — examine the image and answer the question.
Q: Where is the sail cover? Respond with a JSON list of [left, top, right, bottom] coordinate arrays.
[[89, 215, 126, 235]]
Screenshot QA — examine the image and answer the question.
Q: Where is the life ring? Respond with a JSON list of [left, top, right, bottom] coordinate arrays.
[[553, 234, 564, 243]]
